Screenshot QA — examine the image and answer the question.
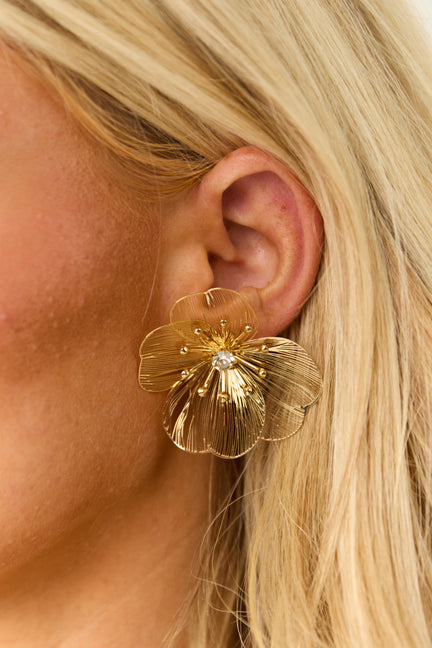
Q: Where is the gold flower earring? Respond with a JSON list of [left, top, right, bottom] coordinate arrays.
[[138, 288, 322, 459]]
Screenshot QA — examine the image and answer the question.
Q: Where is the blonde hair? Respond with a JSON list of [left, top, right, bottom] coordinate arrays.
[[2, 1, 432, 645]]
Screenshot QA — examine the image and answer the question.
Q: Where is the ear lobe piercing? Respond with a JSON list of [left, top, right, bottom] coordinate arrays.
[[138, 288, 322, 459]]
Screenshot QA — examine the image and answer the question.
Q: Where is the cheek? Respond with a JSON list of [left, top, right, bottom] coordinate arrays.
[[1, 161, 87, 320], [0, 53, 165, 576], [0, 155, 148, 377], [0, 63, 145, 373], [0, 144, 162, 573], [0, 174, 163, 573]]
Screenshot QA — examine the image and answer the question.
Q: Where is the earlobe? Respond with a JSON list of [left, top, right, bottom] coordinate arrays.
[[198, 147, 323, 336]]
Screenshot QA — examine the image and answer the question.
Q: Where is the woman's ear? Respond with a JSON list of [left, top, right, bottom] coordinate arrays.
[[157, 146, 323, 336]]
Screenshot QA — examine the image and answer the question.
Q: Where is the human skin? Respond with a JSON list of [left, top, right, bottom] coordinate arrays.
[[0, 47, 214, 647], [0, 40, 322, 647]]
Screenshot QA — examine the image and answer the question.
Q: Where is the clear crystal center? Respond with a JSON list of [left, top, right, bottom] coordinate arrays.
[[212, 350, 236, 371]]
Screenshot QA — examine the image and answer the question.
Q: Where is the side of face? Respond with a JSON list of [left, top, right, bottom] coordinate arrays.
[[0, 36, 323, 577], [0, 48, 166, 573]]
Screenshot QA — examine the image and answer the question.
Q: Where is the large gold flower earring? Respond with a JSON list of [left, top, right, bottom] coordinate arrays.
[[138, 288, 322, 459]]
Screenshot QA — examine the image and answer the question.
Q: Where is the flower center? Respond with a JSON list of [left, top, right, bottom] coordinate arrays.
[[211, 349, 236, 371]]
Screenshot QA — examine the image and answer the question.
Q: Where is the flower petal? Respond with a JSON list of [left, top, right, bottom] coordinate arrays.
[[139, 323, 209, 392], [239, 337, 322, 440], [170, 288, 258, 341], [163, 363, 265, 458]]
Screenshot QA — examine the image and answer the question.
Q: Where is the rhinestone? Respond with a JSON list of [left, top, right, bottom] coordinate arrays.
[[180, 347, 188, 355], [258, 368, 267, 378], [197, 387, 208, 397], [194, 328, 202, 335], [218, 392, 230, 403], [212, 350, 236, 371], [245, 325, 253, 333], [261, 344, 269, 353], [181, 369, 190, 379], [244, 386, 253, 396], [220, 319, 227, 327]]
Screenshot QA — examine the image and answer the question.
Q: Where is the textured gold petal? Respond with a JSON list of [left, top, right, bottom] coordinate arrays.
[[168, 318, 220, 352], [139, 323, 208, 392], [170, 288, 258, 342], [238, 337, 322, 440], [163, 363, 265, 458]]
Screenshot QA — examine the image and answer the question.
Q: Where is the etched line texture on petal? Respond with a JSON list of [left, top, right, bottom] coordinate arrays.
[[139, 324, 207, 392], [163, 364, 265, 458], [170, 288, 258, 339], [240, 337, 322, 440]]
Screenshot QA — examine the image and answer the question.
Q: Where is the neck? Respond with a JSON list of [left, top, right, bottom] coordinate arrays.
[[0, 448, 213, 648]]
